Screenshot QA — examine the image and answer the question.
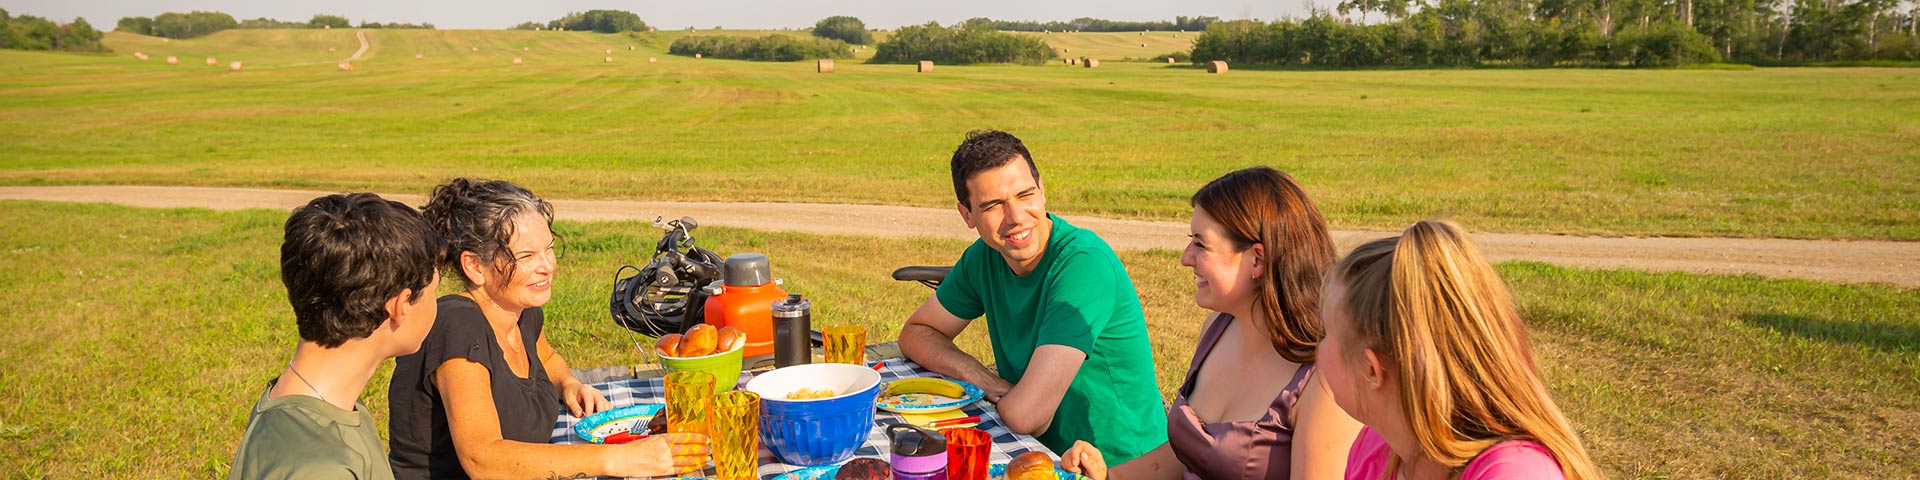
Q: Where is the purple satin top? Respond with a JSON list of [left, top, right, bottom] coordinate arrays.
[[1166, 314, 1316, 480]]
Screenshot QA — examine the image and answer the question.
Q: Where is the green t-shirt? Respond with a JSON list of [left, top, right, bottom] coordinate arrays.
[[936, 214, 1168, 464], [230, 379, 395, 480]]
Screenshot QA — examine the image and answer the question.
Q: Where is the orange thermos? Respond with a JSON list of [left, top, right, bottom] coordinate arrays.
[[704, 253, 786, 359]]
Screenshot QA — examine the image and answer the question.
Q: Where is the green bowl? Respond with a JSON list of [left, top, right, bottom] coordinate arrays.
[[659, 344, 746, 391]]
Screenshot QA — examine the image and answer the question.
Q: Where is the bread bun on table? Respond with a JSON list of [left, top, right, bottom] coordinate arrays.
[[715, 326, 744, 353], [680, 324, 718, 357], [1006, 451, 1056, 480], [655, 333, 683, 357]]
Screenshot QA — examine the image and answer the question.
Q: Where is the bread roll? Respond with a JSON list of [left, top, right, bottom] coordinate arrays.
[[680, 324, 718, 357], [715, 326, 744, 353], [1006, 451, 1055, 480], [656, 333, 683, 357]]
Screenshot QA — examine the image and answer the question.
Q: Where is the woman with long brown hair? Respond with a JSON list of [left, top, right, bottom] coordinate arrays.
[[1319, 220, 1600, 480], [1063, 166, 1363, 480]]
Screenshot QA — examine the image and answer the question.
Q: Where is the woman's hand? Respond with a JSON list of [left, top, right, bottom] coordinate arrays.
[[559, 380, 611, 417], [612, 433, 711, 478], [1061, 440, 1109, 480]]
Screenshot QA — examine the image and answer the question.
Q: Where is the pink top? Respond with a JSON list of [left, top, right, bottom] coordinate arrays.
[[1344, 427, 1565, 480]]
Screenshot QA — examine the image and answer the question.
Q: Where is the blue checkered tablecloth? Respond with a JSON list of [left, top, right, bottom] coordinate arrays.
[[549, 359, 1057, 479]]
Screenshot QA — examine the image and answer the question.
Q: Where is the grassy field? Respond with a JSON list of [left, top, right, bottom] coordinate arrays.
[[0, 200, 1912, 478], [0, 30, 1915, 240], [1013, 30, 1198, 61]]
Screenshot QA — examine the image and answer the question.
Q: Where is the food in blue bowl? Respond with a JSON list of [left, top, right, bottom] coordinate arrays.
[[745, 363, 883, 466]]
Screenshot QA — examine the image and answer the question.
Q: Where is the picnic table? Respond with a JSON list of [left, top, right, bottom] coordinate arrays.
[[549, 343, 1058, 479]]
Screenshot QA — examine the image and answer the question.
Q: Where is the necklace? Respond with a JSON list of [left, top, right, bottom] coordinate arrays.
[[286, 361, 329, 405]]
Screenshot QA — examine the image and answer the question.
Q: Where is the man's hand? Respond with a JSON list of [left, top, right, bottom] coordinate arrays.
[[898, 295, 1004, 393]]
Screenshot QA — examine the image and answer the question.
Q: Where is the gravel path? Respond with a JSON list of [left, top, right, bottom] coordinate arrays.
[[4, 185, 1914, 287]]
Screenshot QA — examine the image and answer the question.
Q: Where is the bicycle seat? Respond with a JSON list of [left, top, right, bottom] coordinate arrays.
[[891, 266, 952, 283]]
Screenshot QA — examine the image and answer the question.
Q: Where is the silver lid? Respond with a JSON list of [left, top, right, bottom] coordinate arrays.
[[723, 253, 772, 286], [771, 294, 810, 317]]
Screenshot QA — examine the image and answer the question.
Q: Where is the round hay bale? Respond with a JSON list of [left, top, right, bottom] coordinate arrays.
[[523, 47, 530, 52], [323, 24, 331, 30], [1168, 57, 1177, 64], [162, 38, 169, 43], [604, 56, 613, 63], [206, 57, 217, 66], [415, 53, 424, 60], [1208, 60, 1229, 74], [470, 46, 478, 52], [648, 57, 657, 63], [133, 52, 146, 60], [1063, 58, 1074, 65], [1063, 48, 1070, 53], [229, 61, 244, 72], [166, 56, 178, 64], [694, 53, 702, 59], [628, 45, 635, 51], [513, 57, 523, 65], [605, 49, 612, 55], [329, 47, 336, 52], [817, 59, 835, 73], [917, 60, 933, 73], [1141, 43, 1148, 47], [1084, 58, 1100, 68], [337, 62, 352, 71]]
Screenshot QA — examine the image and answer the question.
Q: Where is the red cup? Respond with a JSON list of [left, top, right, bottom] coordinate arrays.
[[944, 427, 991, 480]]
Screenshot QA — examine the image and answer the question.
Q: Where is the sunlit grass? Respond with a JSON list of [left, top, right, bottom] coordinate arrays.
[[0, 30, 1915, 239]]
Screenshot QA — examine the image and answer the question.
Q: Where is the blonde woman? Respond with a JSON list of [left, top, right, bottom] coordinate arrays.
[[1318, 221, 1600, 480]]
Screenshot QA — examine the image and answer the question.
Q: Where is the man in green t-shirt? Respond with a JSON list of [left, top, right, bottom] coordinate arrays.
[[899, 130, 1167, 464], [229, 193, 444, 479]]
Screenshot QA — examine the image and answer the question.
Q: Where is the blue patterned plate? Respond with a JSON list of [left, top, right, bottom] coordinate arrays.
[[874, 379, 985, 414], [769, 462, 1083, 480], [572, 403, 665, 444]]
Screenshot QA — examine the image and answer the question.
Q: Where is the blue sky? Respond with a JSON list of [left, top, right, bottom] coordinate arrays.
[[6, 0, 1313, 30]]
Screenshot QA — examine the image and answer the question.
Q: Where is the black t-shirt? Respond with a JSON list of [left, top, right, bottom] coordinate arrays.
[[388, 295, 560, 480]]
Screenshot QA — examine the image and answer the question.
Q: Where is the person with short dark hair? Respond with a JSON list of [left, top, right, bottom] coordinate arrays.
[[230, 193, 445, 480], [898, 130, 1168, 464], [387, 178, 709, 480]]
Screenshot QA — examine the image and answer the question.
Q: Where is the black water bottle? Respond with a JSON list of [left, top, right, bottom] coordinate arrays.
[[770, 294, 812, 368]]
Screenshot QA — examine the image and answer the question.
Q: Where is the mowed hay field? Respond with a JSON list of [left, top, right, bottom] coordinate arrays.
[[1016, 30, 1198, 61], [0, 28, 1916, 479], [0, 201, 1914, 478], [0, 30, 1915, 239]]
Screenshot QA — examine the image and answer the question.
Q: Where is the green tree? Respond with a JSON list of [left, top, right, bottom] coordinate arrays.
[[308, 14, 350, 29], [151, 11, 237, 39], [870, 21, 1054, 64], [812, 15, 873, 44], [115, 16, 153, 35]]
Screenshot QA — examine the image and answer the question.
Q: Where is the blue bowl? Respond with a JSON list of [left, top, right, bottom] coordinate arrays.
[[744, 363, 883, 466]]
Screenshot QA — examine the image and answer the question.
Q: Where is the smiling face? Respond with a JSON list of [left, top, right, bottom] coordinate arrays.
[[1181, 206, 1262, 315], [470, 210, 556, 310], [958, 156, 1051, 275]]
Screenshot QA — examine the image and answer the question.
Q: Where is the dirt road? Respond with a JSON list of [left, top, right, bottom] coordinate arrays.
[[3, 185, 1914, 287]]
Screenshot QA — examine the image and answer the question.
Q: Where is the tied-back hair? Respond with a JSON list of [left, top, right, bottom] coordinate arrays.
[[1190, 166, 1334, 364], [420, 178, 554, 289], [1333, 220, 1599, 480]]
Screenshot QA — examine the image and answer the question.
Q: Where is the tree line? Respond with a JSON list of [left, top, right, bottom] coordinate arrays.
[[871, 21, 1055, 64], [669, 34, 854, 61], [1, 8, 106, 52], [1191, 0, 1917, 67], [116, 12, 430, 39], [965, 16, 1222, 32], [510, 10, 650, 33]]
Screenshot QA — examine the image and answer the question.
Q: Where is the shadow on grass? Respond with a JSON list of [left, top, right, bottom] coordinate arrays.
[[1742, 313, 1920, 354]]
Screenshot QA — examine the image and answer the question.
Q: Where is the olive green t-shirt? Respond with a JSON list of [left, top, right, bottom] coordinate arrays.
[[935, 214, 1168, 464], [230, 379, 395, 480]]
